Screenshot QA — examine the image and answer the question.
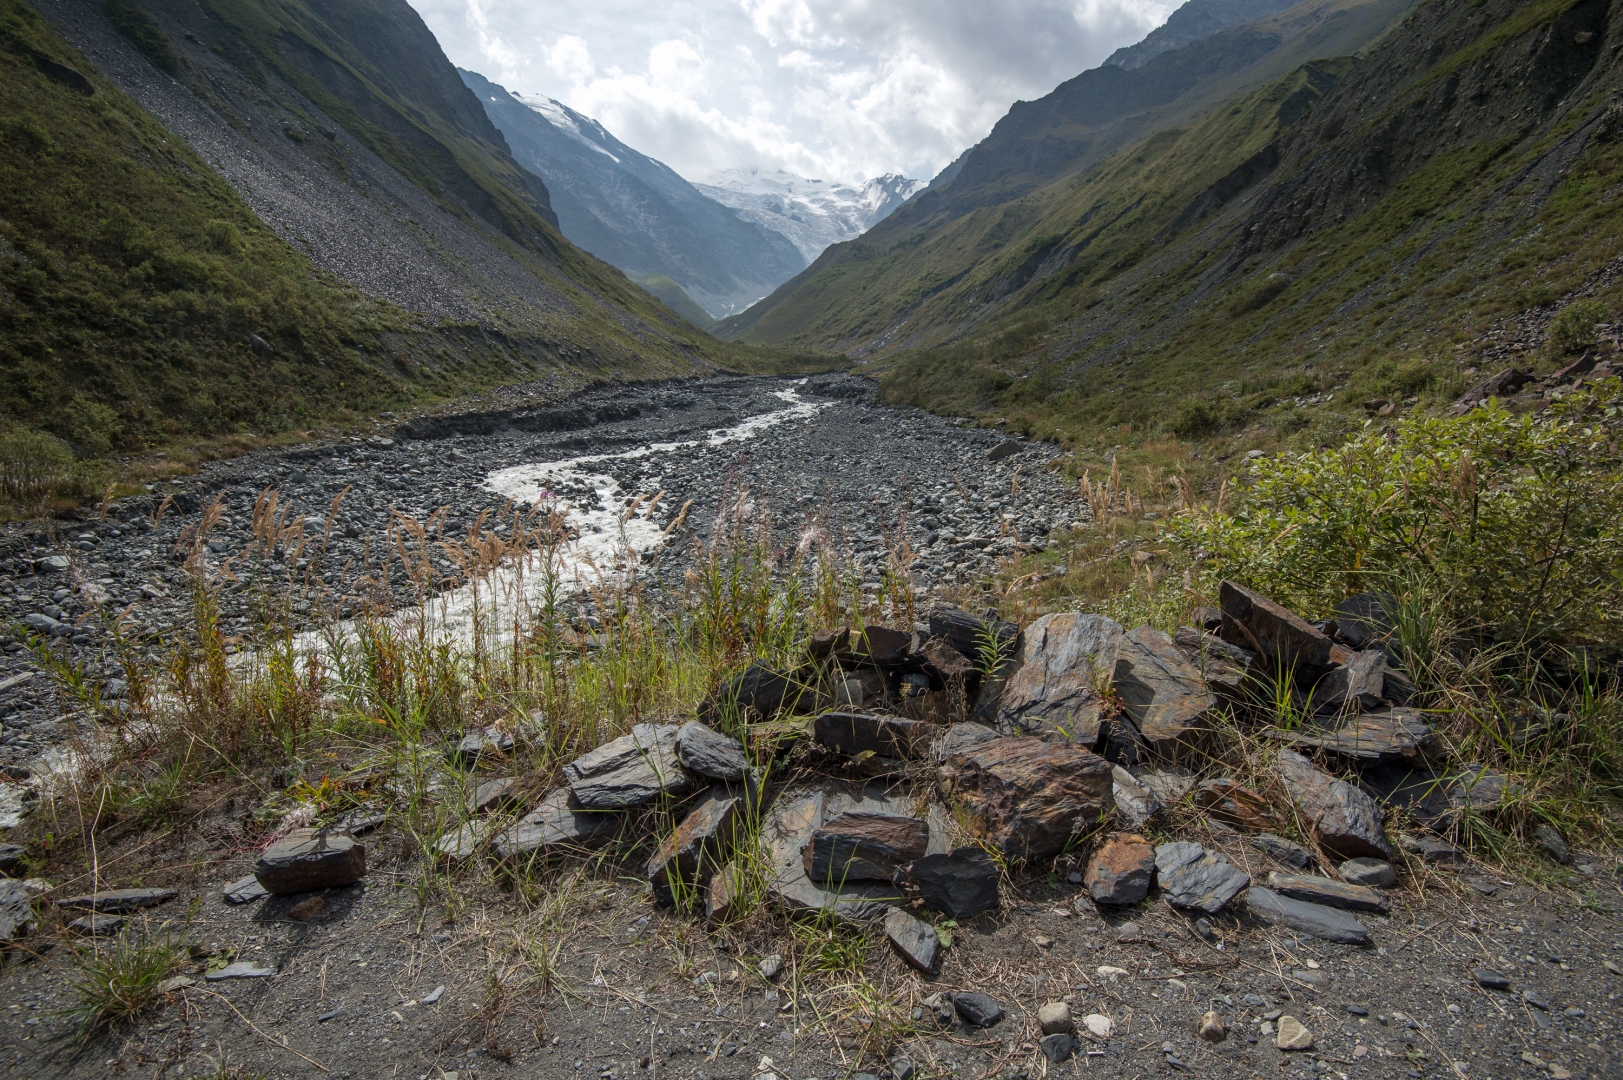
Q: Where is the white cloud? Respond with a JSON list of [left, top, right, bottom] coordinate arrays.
[[408, 0, 1173, 183]]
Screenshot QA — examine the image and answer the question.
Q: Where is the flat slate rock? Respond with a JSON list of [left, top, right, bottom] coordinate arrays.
[[1291, 709, 1437, 766], [1399, 834, 1465, 864], [1086, 834, 1156, 906], [467, 777, 519, 815], [698, 662, 794, 725], [1308, 650, 1389, 716], [761, 783, 907, 922], [0, 843, 26, 876], [1219, 580, 1332, 671], [814, 712, 927, 759], [1112, 624, 1215, 757], [940, 722, 1002, 760], [454, 726, 514, 764], [493, 788, 618, 859], [68, 913, 125, 936], [1332, 592, 1394, 650], [56, 887, 177, 913], [805, 812, 928, 884], [563, 723, 692, 809], [1276, 750, 1390, 859], [1154, 841, 1250, 914], [1247, 887, 1372, 945], [434, 820, 491, 860], [0, 879, 32, 942], [883, 906, 940, 973], [256, 829, 366, 895], [647, 789, 743, 900], [1267, 872, 1389, 913], [894, 846, 1001, 919], [1253, 833, 1313, 870], [1338, 858, 1396, 887], [1362, 762, 1513, 831], [928, 609, 1017, 664], [223, 875, 269, 904], [949, 735, 1114, 860], [995, 613, 1122, 745], [207, 962, 276, 980], [675, 721, 750, 781]]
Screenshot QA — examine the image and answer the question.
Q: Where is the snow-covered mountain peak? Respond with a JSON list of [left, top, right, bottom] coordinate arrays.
[[511, 93, 621, 164], [692, 169, 926, 262]]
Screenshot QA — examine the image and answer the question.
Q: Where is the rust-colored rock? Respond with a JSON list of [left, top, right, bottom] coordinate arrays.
[[810, 627, 851, 659], [919, 637, 975, 680], [949, 736, 1114, 861], [804, 811, 929, 884], [1196, 778, 1284, 833], [1290, 708, 1437, 767], [814, 711, 927, 759], [1219, 581, 1332, 672], [647, 789, 744, 903], [844, 626, 912, 665], [1085, 833, 1156, 906]]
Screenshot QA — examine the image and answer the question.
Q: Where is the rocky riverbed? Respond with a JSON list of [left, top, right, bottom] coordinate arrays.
[[0, 375, 1075, 769]]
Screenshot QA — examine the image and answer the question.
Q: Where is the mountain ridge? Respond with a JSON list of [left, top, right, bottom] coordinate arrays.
[[461, 69, 806, 320], [694, 169, 928, 264]]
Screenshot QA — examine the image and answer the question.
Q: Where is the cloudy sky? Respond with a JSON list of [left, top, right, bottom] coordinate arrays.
[[408, 0, 1174, 185]]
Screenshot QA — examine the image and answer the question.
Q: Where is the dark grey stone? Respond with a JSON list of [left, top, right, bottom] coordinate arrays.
[[454, 726, 513, 764], [1338, 858, 1396, 887], [1039, 1033, 1074, 1063], [954, 992, 1005, 1027], [1254, 833, 1313, 870], [563, 723, 692, 809], [256, 829, 366, 894], [1399, 834, 1465, 864], [493, 788, 619, 858], [68, 913, 125, 936], [1276, 750, 1390, 859], [1247, 887, 1371, 946], [1534, 824, 1569, 864], [1267, 872, 1389, 912], [0, 843, 26, 876], [1523, 990, 1551, 1011], [1473, 968, 1510, 991], [894, 846, 1000, 919], [806, 812, 928, 884], [223, 874, 269, 904], [1154, 841, 1249, 914], [884, 906, 940, 972], [1292, 708, 1437, 767], [675, 721, 750, 780], [467, 777, 518, 815], [698, 662, 795, 725], [813, 711, 927, 758], [55, 887, 177, 913], [0, 879, 33, 942]]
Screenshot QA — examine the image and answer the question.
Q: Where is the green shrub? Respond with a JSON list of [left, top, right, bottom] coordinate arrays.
[[1170, 378, 1623, 647], [1547, 298, 1608, 353], [0, 424, 72, 499]]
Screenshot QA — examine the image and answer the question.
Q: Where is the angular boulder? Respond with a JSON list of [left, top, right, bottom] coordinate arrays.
[[1154, 841, 1249, 914], [843, 626, 912, 666], [1085, 834, 1156, 906], [255, 829, 366, 894], [1113, 624, 1215, 757], [949, 736, 1114, 861], [1195, 779, 1283, 833], [1219, 581, 1332, 672], [698, 662, 795, 725], [1361, 762, 1512, 832], [995, 613, 1123, 745], [805, 812, 929, 884], [454, 726, 513, 765], [894, 846, 1001, 919], [918, 637, 975, 680], [1253, 833, 1313, 870], [0, 879, 33, 943], [1266, 872, 1389, 913], [760, 783, 908, 921], [1173, 627, 1259, 700], [54, 887, 176, 914], [467, 777, 519, 815], [433, 820, 491, 860], [493, 787, 618, 859], [884, 906, 940, 973], [1291, 709, 1437, 768], [814, 711, 927, 759], [928, 609, 1018, 666], [647, 789, 743, 903], [675, 721, 751, 781], [1248, 887, 1372, 946], [1276, 750, 1390, 859], [563, 723, 692, 809], [1308, 651, 1388, 716]]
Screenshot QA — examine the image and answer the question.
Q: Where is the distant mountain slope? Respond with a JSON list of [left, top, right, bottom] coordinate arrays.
[[460, 70, 806, 320], [722, 0, 1623, 450], [714, 0, 1415, 344], [1104, 0, 1302, 70], [4, 0, 762, 448], [694, 170, 928, 263]]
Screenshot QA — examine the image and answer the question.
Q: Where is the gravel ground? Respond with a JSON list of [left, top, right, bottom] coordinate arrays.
[[0, 806, 1616, 1080], [0, 374, 1071, 769]]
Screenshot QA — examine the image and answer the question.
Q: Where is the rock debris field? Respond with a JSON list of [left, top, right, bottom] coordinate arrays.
[[0, 376, 1618, 1080]]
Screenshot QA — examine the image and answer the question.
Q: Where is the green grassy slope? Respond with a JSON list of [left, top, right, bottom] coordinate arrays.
[[631, 275, 716, 330], [0, 0, 418, 449], [721, 0, 1623, 451], [0, 0, 812, 454]]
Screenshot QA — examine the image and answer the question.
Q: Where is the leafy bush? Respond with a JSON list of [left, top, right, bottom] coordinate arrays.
[[1547, 298, 1608, 353], [0, 424, 72, 499], [1170, 379, 1623, 647]]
